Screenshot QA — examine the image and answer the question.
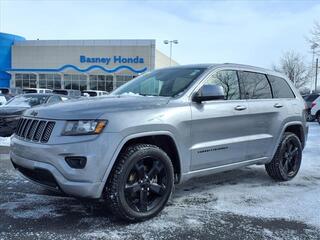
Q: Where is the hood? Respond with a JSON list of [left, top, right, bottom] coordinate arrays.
[[0, 106, 29, 116], [23, 95, 170, 120]]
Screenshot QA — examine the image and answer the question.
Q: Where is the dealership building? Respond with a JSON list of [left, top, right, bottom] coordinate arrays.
[[0, 32, 177, 92]]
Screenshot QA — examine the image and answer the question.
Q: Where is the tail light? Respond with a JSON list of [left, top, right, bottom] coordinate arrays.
[[311, 102, 316, 109]]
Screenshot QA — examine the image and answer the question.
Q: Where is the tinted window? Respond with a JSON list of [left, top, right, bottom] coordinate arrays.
[[238, 71, 272, 99], [303, 94, 319, 102], [205, 70, 240, 100], [53, 90, 68, 95], [267, 75, 295, 99]]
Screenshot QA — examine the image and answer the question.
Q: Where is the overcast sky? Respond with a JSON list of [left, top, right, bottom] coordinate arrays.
[[0, 0, 319, 68]]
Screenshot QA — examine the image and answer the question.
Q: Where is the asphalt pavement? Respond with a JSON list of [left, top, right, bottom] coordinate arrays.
[[0, 124, 319, 240]]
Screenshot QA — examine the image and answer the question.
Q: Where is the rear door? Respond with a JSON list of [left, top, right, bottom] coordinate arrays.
[[190, 70, 250, 171], [237, 71, 287, 160]]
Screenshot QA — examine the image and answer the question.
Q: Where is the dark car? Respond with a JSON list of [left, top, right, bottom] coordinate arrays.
[[0, 93, 70, 137], [303, 93, 320, 121], [0, 87, 23, 99]]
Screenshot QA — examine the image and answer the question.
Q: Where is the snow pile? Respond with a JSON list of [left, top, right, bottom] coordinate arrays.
[[0, 137, 10, 147]]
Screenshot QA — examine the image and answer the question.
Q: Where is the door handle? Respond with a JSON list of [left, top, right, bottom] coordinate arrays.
[[234, 105, 247, 111], [274, 103, 283, 108]]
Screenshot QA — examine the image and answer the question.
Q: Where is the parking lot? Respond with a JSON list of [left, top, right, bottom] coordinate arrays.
[[0, 123, 319, 240]]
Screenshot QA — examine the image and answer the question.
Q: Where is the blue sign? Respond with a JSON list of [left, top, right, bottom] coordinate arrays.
[[80, 55, 144, 65]]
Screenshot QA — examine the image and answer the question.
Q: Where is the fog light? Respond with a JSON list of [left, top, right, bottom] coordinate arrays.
[[65, 156, 87, 169]]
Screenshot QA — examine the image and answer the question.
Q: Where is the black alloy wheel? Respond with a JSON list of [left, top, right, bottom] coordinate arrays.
[[280, 139, 300, 178], [106, 144, 174, 221], [124, 157, 169, 213], [265, 132, 302, 181]]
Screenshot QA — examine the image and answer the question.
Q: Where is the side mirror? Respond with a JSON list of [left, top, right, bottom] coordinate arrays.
[[192, 84, 225, 103]]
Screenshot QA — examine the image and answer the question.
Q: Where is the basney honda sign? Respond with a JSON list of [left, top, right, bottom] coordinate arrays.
[[80, 55, 145, 65]]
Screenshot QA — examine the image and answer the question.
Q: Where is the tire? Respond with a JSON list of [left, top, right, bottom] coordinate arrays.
[[265, 132, 302, 181], [317, 113, 320, 125], [306, 112, 314, 122], [105, 144, 174, 222]]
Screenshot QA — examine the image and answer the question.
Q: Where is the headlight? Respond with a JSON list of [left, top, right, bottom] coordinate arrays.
[[62, 120, 107, 136]]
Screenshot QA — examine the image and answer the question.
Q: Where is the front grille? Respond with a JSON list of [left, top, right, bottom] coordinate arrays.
[[15, 117, 55, 143]]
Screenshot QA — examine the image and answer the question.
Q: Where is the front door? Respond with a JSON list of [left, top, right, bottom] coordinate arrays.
[[190, 70, 250, 171]]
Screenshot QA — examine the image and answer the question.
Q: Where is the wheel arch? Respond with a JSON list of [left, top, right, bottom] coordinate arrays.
[[268, 122, 306, 164], [98, 131, 182, 197], [283, 123, 305, 149]]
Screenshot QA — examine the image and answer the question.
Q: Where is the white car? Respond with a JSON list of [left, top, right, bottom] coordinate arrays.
[[82, 90, 108, 97], [311, 95, 320, 124], [0, 94, 7, 106]]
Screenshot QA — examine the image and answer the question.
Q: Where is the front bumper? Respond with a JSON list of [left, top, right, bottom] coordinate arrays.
[[11, 153, 102, 198], [10, 132, 122, 198]]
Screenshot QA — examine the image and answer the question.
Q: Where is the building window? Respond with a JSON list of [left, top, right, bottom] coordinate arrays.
[[39, 74, 62, 89], [15, 73, 37, 88], [64, 74, 87, 91], [89, 75, 113, 92], [116, 75, 136, 88]]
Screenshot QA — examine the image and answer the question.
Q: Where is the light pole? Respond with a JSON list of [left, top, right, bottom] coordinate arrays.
[[163, 40, 178, 66], [311, 43, 319, 92]]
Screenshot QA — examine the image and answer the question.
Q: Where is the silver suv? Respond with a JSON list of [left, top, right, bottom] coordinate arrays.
[[10, 64, 308, 221]]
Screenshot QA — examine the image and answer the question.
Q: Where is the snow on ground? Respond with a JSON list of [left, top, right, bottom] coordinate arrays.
[[0, 123, 319, 239], [0, 136, 10, 147], [173, 122, 320, 227]]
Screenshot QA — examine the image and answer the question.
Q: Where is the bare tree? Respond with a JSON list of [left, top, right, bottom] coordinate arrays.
[[310, 21, 320, 53], [273, 51, 312, 89]]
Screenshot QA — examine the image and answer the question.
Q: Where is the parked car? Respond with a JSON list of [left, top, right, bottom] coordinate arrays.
[[310, 95, 320, 124], [0, 93, 70, 137], [23, 88, 53, 94], [0, 87, 23, 99], [52, 89, 81, 98], [302, 93, 320, 121], [0, 94, 9, 106], [10, 64, 308, 222], [82, 90, 108, 97]]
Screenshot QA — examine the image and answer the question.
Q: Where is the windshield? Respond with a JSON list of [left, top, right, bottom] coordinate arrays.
[[5, 95, 49, 107], [112, 67, 206, 97]]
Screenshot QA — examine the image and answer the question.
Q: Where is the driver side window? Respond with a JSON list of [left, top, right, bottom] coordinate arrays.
[[205, 70, 241, 100]]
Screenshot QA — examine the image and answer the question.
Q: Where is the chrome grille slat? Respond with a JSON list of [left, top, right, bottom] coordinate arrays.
[[18, 118, 27, 136], [33, 121, 46, 141], [26, 120, 39, 140], [41, 122, 55, 143], [15, 117, 55, 143], [22, 119, 32, 138], [31, 120, 41, 140]]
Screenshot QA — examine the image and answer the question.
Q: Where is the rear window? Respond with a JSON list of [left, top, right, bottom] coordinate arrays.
[[83, 91, 97, 97], [53, 90, 68, 95], [303, 94, 319, 102], [238, 71, 272, 99], [23, 89, 37, 94], [0, 88, 9, 94], [267, 75, 295, 99]]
